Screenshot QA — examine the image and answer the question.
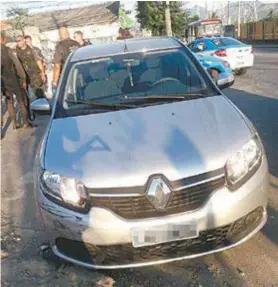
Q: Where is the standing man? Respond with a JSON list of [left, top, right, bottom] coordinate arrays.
[[73, 31, 91, 47], [16, 35, 46, 99], [24, 35, 46, 72], [1, 32, 32, 129], [52, 24, 80, 90]]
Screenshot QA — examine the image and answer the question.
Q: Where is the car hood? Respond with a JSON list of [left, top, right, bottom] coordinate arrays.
[[44, 96, 251, 188]]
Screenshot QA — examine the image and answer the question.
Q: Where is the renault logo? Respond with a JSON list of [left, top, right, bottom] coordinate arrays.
[[146, 177, 171, 209]]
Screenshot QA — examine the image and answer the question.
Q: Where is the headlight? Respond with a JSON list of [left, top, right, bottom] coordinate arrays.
[[41, 171, 88, 209], [223, 61, 230, 68], [225, 136, 262, 189]]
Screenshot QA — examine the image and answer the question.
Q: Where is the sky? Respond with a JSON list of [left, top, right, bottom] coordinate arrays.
[[1, 1, 209, 19], [1, 0, 278, 19]]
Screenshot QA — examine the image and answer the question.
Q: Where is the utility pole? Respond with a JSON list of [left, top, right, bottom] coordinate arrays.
[[227, 1, 231, 25], [237, 0, 241, 38], [165, 1, 172, 37], [243, 2, 246, 24], [253, 0, 258, 22]]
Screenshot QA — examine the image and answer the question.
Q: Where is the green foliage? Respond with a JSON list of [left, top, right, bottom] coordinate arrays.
[[210, 11, 219, 19], [263, 9, 278, 21], [6, 7, 29, 35], [119, 7, 134, 29], [188, 14, 200, 23], [136, 2, 188, 37]]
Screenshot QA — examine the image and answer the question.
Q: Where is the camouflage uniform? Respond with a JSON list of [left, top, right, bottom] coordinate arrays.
[[1, 44, 29, 127], [16, 45, 45, 99]]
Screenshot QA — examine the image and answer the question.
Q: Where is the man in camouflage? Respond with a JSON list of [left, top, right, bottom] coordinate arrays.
[[1, 32, 32, 130], [24, 35, 47, 73], [16, 35, 46, 99]]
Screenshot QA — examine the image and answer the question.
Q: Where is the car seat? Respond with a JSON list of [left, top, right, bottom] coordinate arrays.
[[84, 63, 120, 100], [140, 57, 162, 84]]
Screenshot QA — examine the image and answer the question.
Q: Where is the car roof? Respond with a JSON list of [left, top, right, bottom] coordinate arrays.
[[194, 37, 236, 42], [70, 37, 183, 62]]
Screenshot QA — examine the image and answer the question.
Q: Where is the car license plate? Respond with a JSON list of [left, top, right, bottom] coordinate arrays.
[[131, 220, 198, 248], [236, 56, 245, 66]]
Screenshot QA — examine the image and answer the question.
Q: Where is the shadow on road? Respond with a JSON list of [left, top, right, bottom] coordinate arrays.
[[103, 254, 246, 287], [1, 99, 12, 139], [224, 88, 278, 178], [264, 205, 278, 245]]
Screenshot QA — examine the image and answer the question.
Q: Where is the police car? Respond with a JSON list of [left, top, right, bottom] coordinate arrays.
[[188, 37, 254, 75]]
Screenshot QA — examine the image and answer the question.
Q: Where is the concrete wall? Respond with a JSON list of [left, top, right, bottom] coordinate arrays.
[[38, 22, 120, 45], [5, 22, 120, 50]]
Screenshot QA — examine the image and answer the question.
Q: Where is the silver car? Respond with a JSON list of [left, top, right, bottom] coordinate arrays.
[[32, 37, 268, 269]]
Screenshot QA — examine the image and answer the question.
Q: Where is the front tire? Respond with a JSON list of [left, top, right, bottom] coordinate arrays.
[[234, 68, 247, 76]]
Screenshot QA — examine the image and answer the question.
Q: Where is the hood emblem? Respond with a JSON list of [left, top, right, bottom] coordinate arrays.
[[146, 177, 171, 209]]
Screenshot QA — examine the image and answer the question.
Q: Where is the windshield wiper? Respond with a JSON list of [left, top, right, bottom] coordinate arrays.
[[66, 100, 136, 110], [120, 93, 204, 103]]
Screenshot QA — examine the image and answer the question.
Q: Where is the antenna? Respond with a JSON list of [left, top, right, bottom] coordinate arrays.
[[124, 39, 128, 52]]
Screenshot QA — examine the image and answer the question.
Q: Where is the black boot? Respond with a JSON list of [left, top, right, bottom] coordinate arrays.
[[12, 120, 20, 130], [22, 122, 34, 129]]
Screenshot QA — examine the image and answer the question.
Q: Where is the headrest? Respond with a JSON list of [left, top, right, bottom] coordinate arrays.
[[144, 57, 161, 68], [89, 63, 109, 80]]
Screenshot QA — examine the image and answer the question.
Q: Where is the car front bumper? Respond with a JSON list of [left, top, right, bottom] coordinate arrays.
[[36, 155, 269, 269], [217, 72, 235, 87]]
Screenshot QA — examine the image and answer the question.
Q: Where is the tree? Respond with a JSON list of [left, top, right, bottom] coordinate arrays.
[[6, 7, 29, 35], [136, 2, 187, 37], [188, 14, 200, 23], [119, 8, 134, 29], [263, 9, 278, 21], [210, 11, 219, 19]]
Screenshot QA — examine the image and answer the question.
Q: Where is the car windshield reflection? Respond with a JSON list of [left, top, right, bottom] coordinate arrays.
[[63, 48, 216, 113]]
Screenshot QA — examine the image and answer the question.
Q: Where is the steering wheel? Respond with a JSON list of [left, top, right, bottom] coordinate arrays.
[[152, 77, 182, 87]]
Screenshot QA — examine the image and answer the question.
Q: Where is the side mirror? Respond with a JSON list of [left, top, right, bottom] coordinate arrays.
[[31, 98, 51, 115], [217, 72, 235, 90]]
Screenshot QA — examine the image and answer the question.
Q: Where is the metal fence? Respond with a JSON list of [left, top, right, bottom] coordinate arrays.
[[239, 20, 278, 41], [224, 20, 278, 43]]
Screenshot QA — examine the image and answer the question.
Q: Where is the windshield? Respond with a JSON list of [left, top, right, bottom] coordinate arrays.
[[63, 48, 215, 113], [212, 38, 242, 46], [200, 24, 222, 36]]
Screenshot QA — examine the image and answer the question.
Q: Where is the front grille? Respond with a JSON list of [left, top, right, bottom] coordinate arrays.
[[89, 173, 225, 219], [55, 207, 264, 266]]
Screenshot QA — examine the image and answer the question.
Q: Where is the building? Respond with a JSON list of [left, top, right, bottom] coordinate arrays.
[[1, 2, 120, 98], [2, 2, 120, 50]]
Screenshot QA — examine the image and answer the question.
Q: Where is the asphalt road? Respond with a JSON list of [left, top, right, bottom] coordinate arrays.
[[1, 48, 278, 287]]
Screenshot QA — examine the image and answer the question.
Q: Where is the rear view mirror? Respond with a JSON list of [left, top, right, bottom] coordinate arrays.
[[217, 72, 235, 90], [31, 98, 51, 115]]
